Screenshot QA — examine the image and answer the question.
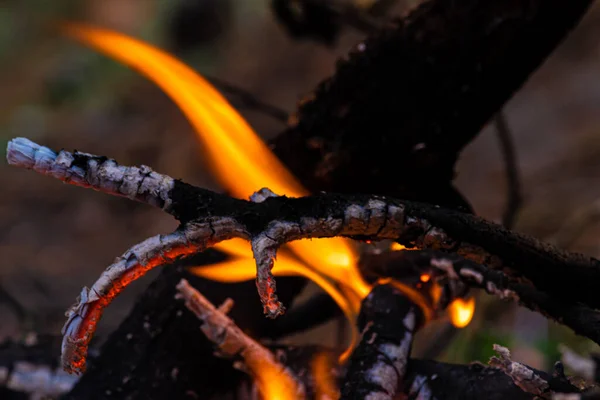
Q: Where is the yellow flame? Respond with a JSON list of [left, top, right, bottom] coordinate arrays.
[[62, 22, 365, 304], [311, 352, 339, 400], [448, 297, 475, 328], [64, 23, 471, 369], [390, 242, 417, 251], [248, 359, 301, 400], [191, 241, 358, 362]]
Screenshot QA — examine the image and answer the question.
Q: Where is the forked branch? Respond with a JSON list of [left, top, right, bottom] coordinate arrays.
[[7, 137, 600, 375]]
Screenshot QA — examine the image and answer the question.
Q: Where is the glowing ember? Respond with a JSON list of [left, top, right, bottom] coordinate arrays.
[[448, 297, 475, 328], [390, 242, 408, 251]]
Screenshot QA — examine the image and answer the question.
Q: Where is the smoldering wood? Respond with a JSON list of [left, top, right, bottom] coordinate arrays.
[[361, 249, 600, 346], [14, 137, 600, 320], [2, 334, 583, 400], [175, 279, 306, 399], [341, 284, 421, 400], [5, 1, 598, 398], [9, 138, 600, 374], [64, 260, 305, 400], [271, 0, 593, 210]]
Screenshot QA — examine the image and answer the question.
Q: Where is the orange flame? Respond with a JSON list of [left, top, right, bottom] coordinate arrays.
[[448, 297, 475, 328], [248, 360, 303, 400], [63, 25, 475, 381], [311, 352, 339, 400], [63, 22, 370, 363], [195, 239, 358, 362]]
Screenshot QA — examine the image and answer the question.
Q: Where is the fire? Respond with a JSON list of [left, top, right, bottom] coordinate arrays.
[[311, 352, 339, 399], [63, 24, 475, 378], [249, 361, 302, 400], [195, 239, 359, 362], [62, 22, 366, 360], [448, 297, 475, 328]]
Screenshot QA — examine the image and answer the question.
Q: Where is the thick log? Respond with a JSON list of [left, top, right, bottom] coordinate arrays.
[[271, 0, 593, 209]]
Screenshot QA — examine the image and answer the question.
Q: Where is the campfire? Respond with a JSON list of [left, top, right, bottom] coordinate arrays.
[[57, 23, 476, 390], [4, 1, 600, 399]]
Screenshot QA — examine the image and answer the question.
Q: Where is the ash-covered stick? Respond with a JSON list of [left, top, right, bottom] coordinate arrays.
[[60, 221, 249, 375], [175, 279, 305, 400], [9, 138, 600, 313], [9, 138, 600, 373], [489, 344, 552, 397], [6, 137, 175, 211], [341, 284, 422, 400]]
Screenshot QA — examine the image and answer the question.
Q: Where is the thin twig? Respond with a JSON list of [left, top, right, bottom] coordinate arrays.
[[175, 279, 305, 399], [494, 111, 522, 229]]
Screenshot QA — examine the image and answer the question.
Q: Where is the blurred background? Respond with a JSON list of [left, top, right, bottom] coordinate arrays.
[[1, 0, 600, 372]]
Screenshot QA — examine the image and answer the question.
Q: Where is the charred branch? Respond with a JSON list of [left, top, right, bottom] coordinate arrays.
[[405, 358, 578, 400], [341, 284, 422, 400], [271, 0, 593, 210], [2, 334, 583, 400], [64, 261, 304, 399], [9, 137, 600, 373], [362, 250, 600, 346]]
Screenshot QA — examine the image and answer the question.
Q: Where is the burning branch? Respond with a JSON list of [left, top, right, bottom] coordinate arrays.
[[8, 137, 600, 375], [363, 250, 600, 345], [175, 279, 305, 400]]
